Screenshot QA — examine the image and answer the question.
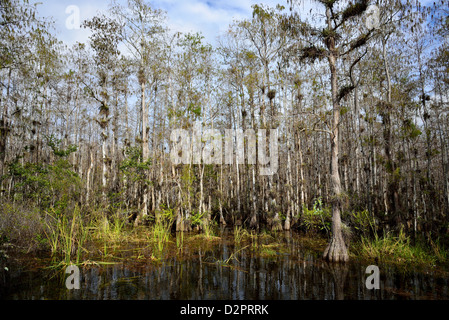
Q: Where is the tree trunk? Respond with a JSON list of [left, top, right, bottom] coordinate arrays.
[[323, 6, 348, 262], [135, 79, 149, 226]]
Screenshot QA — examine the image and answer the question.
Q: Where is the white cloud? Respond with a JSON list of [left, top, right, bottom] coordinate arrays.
[[154, 0, 250, 44], [33, 0, 293, 46], [157, 0, 291, 44], [33, 0, 110, 46]]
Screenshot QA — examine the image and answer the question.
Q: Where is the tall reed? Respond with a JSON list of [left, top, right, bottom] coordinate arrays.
[[44, 205, 88, 265], [150, 207, 175, 256]]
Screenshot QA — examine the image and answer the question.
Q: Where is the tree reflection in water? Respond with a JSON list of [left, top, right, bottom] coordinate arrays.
[[1, 233, 448, 300]]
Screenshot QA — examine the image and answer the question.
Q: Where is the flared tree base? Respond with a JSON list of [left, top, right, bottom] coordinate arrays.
[[323, 233, 349, 262]]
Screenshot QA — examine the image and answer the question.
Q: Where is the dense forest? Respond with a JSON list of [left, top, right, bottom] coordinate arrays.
[[1, 0, 448, 265]]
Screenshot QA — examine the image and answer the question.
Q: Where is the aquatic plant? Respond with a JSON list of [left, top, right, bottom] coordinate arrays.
[[354, 228, 448, 266], [90, 209, 128, 243], [44, 205, 88, 265], [150, 206, 175, 256]]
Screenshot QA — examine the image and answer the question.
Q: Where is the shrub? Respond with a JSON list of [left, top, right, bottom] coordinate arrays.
[[300, 198, 331, 235], [348, 209, 376, 237], [0, 202, 44, 252], [7, 139, 81, 209]]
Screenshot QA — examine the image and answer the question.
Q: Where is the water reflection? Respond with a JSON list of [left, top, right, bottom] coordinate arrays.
[[1, 233, 448, 300]]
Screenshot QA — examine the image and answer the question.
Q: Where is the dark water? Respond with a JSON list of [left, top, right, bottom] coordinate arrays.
[[1, 233, 448, 300]]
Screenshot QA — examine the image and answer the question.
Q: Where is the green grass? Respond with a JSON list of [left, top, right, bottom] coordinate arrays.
[[149, 207, 175, 256], [353, 228, 448, 267], [44, 205, 88, 266], [43, 206, 134, 266], [259, 245, 278, 257], [202, 219, 217, 239], [176, 229, 184, 253], [233, 226, 251, 245], [90, 211, 129, 243]]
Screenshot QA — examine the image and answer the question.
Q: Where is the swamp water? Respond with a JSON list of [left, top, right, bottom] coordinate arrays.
[[1, 231, 448, 300]]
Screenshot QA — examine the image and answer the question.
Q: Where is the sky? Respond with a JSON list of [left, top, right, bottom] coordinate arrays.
[[34, 0, 292, 47], [32, 0, 439, 53]]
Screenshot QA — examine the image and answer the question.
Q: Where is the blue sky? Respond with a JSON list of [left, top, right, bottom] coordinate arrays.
[[34, 0, 291, 47], [33, 0, 439, 49]]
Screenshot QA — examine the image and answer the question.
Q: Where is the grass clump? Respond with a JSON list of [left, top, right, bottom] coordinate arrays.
[[353, 228, 448, 267], [44, 205, 88, 266], [202, 219, 219, 240], [90, 209, 129, 243], [233, 226, 252, 245], [259, 243, 282, 258], [187, 211, 221, 242], [149, 206, 175, 256]]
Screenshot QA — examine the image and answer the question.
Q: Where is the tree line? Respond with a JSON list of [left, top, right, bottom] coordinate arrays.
[[1, 0, 448, 261]]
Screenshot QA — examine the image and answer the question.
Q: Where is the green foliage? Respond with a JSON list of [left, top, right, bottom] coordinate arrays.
[[6, 137, 80, 208], [401, 119, 422, 139], [189, 210, 204, 227], [150, 206, 175, 256], [340, 105, 349, 116], [180, 166, 195, 207], [355, 228, 447, 266], [7, 157, 81, 208], [120, 146, 152, 183], [233, 226, 247, 245], [44, 205, 88, 266], [259, 245, 278, 258], [301, 198, 331, 234], [202, 215, 216, 238], [46, 135, 77, 157], [187, 102, 201, 117], [203, 164, 219, 180], [348, 209, 376, 237], [176, 229, 184, 252], [234, 227, 259, 248], [91, 209, 128, 243]]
